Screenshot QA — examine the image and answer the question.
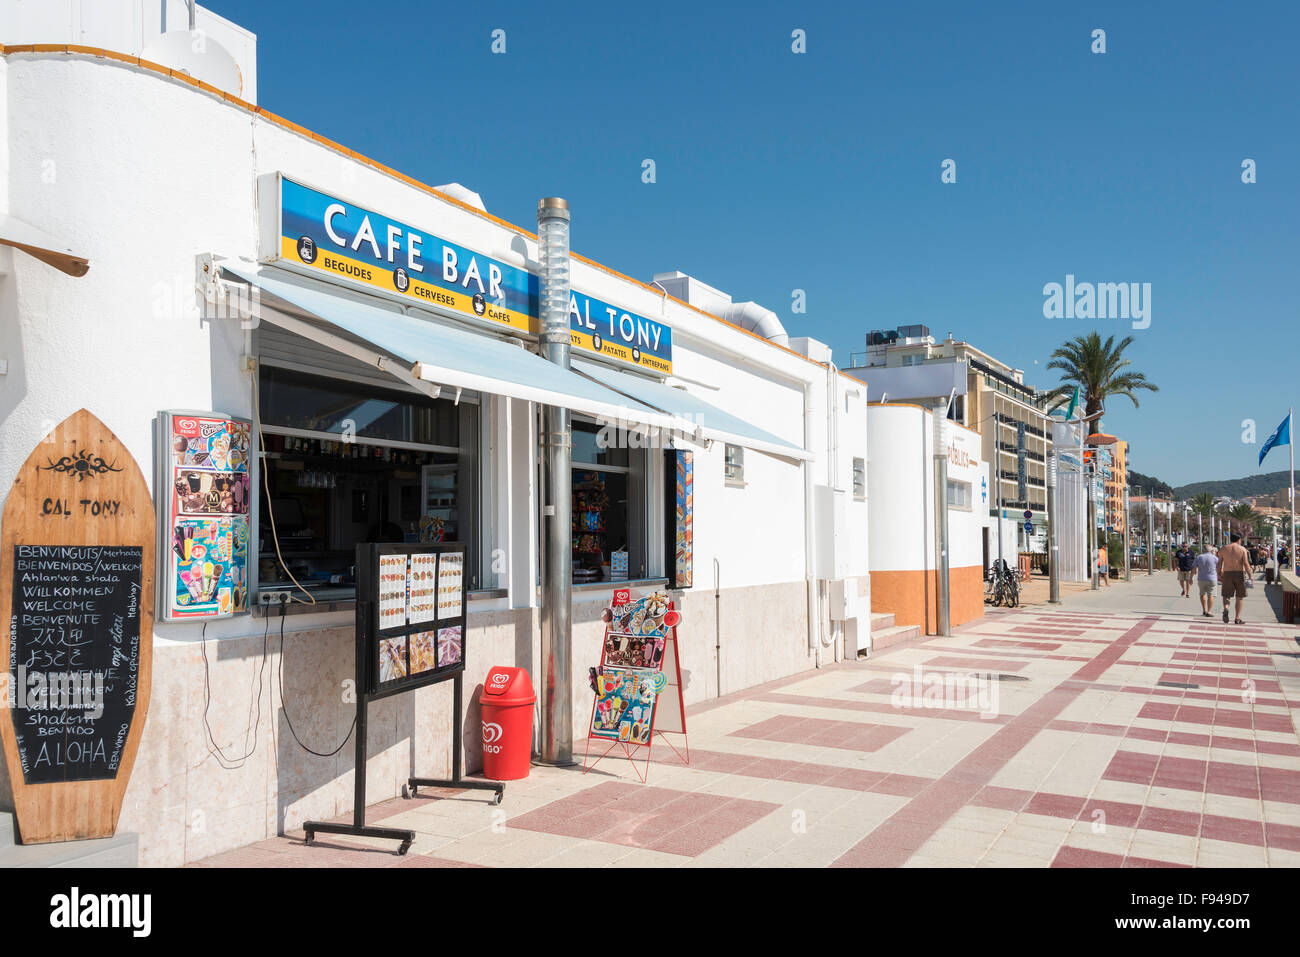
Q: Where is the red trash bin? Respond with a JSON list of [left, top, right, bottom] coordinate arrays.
[[480, 666, 535, 780]]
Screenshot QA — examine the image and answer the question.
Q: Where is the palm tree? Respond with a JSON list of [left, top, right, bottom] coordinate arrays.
[[1228, 503, 1259, 540], [1190, 493, 1215, 519], [1042, 332, 1158, 431]]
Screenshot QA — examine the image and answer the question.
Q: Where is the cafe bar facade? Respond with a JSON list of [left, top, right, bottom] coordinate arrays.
[[0, 16, 870, 864]]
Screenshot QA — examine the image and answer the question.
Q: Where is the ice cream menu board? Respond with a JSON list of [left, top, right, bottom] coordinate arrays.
[[361, 543, 466, 694], [157, 411, 251, 620], [437, 551, 463, 619], [378, 553, 407, 630], [409, 552, 437, 624], [585, 590, 688, 763]]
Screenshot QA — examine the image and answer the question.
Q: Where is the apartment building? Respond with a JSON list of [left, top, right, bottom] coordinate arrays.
[[843, 327, 1052, 553], [1104, 439, 1129, 533]]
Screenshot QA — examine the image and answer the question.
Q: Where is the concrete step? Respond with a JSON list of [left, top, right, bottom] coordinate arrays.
[[866, 623, 922, 651], [0, 813, 138, 867], [870, 611, 896, 631]]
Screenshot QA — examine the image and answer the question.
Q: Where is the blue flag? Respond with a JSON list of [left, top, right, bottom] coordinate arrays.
[[1259, 413, 1291, 466]]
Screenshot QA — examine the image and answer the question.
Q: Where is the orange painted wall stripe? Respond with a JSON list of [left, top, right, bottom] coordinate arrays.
[[870, 566, 985, 634]]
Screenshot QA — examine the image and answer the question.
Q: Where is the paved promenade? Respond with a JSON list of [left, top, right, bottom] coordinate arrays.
[[194, 572, 1300, 867]]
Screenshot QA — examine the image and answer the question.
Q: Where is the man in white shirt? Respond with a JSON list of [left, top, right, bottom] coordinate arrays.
[[1191, 543, 1219, 619]]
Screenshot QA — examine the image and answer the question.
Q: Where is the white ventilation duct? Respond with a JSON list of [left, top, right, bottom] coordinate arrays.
[[434, 183, 486, 212], [721, 300, 788, 347]]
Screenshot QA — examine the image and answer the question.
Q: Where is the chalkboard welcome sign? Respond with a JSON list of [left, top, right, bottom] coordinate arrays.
[[0, 409, 154, 844]]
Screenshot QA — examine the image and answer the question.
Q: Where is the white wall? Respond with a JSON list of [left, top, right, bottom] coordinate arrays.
[[867, 404, 985, 574], [0, 0, 257, 101], [0, 49, 873, 648]]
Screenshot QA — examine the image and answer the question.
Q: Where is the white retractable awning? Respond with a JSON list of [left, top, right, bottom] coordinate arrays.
[[0, 214, 89, 277], [571, 359, 813, 461], [220, 263, 686, 431]]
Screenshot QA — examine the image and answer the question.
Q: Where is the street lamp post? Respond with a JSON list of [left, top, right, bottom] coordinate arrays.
[[934, 405, 951, 636], [1088, 462, 1098, 590], [1147, 490, 1154, 575], [1123, 484, 1131, 581], [1047, 451, 1060, 603]]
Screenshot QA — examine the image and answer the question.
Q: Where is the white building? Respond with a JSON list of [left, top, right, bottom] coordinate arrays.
[[866, 404, 990, 633], [0, 2, 872, 864], [843, 327, 1053, 555]]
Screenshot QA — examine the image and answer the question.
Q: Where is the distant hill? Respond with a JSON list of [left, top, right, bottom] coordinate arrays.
[[1173, 470, 1290, 500], [1127, 469, 1174, 498]]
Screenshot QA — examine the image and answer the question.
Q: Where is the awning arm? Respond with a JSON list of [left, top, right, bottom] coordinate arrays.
[[0, 214, 89, 277], [229, 282, 444, 401]]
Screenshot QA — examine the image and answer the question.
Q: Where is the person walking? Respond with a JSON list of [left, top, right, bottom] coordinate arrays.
[[1175, 543, 1195, 597], [1096, 535, 1110, 587], [1217, 533, 1253, 625], [1192, 542, 1219, 618]]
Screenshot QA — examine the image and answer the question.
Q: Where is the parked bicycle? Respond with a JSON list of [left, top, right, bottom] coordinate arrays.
[[984, 558, 1021, 608]]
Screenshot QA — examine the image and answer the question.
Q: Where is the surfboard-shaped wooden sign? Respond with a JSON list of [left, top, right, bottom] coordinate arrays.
[[0, 409, 154, 844]]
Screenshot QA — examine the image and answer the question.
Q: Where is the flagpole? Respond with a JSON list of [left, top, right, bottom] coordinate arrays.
[[1290, 407, 1295, 575], [1078, 400, 1085, 578]]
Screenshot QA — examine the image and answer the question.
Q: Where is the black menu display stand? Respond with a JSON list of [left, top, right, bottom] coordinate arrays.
[[303, 542, 502, 856]]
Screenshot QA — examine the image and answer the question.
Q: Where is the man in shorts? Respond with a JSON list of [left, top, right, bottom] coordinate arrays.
[[1175, 543, 1195, 597], [1217, 533, 1253, 624], [1192, 543, 1219, 618]]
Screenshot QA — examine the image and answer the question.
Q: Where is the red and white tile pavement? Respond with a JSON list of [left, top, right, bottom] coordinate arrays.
[[192, 580, 1300, 867]]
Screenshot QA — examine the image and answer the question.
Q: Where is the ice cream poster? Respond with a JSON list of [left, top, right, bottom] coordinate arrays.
[[378, 636, 408, 684], [172, 470, 250, 516], [590, 668, 659, 744], [162, 412, 253, 621], [170, 416, 251, 473], [672, 451, 693, 588], [436, 625, 462, 668], [171, 516, 249, 616]]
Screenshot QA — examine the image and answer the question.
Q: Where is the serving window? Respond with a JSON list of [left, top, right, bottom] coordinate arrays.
[[255, 365, 483, 603], [570, 418, 650, 584]]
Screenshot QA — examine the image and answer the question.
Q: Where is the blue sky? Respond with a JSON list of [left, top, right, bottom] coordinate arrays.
[[210, 0, 1298, 487]]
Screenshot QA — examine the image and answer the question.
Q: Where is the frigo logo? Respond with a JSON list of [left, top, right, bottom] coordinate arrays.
[[488, 672, 510, 689], [482, 721, 504, 753]]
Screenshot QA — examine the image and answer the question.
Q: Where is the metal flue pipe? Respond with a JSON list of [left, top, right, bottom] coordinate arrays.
[[537, 197, 574, 766]]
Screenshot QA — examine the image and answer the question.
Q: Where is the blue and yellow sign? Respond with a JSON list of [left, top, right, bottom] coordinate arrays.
[[273, 177, 672, 373]]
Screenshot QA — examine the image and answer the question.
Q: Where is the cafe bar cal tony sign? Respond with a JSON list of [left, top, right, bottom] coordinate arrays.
[[260, 174, 673, 374]]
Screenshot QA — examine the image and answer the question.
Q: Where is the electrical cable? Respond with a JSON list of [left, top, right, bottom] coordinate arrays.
[[200, 618, 270, 769], [276, 604, 355, 757], [250, 366, 316, 605]]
